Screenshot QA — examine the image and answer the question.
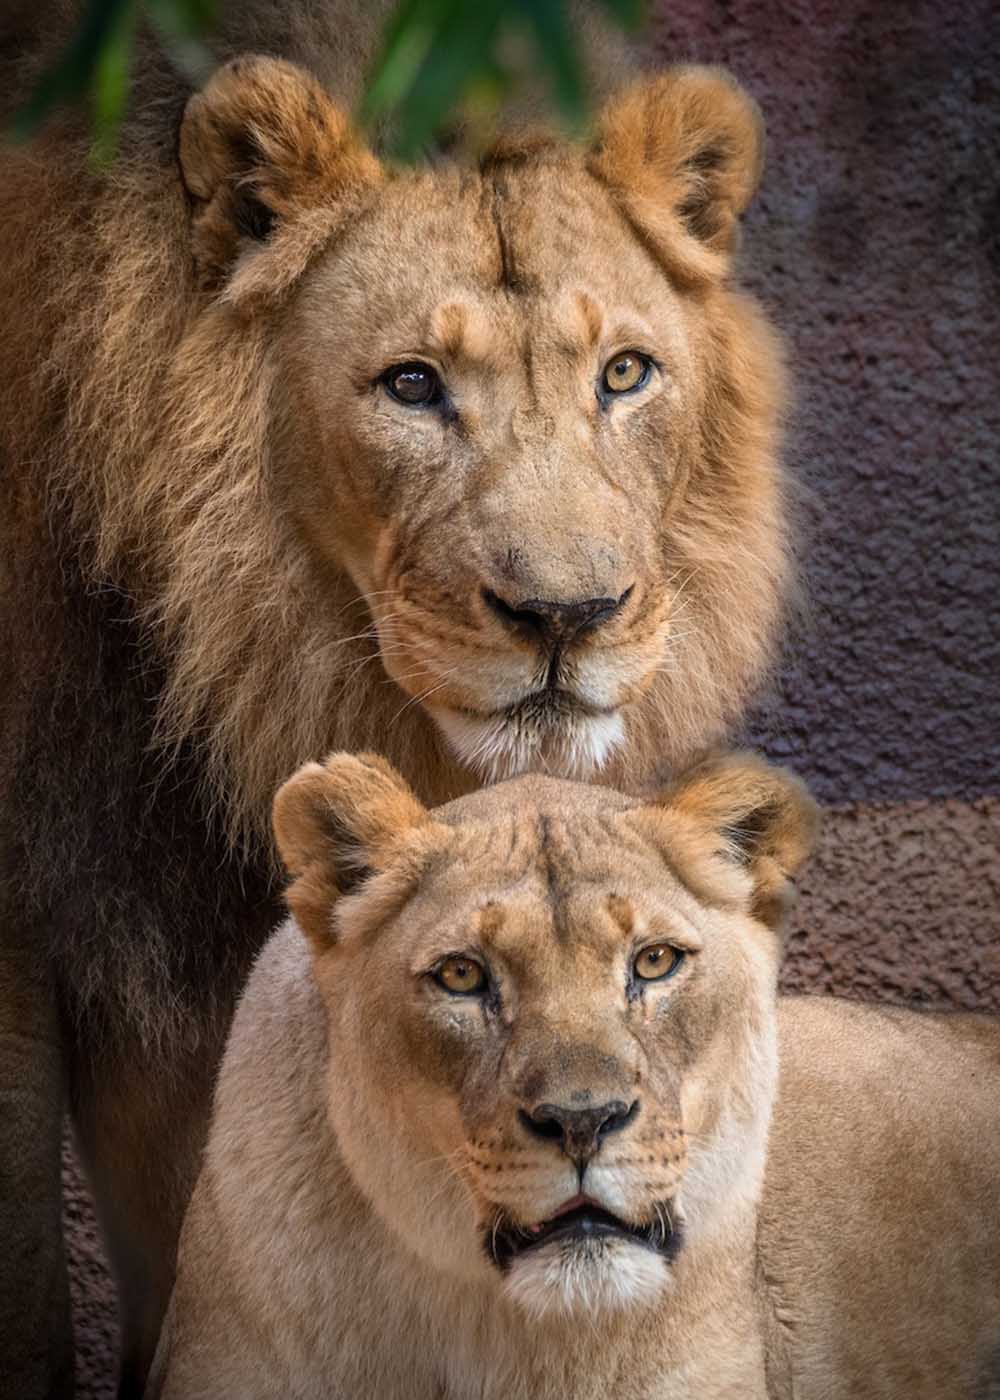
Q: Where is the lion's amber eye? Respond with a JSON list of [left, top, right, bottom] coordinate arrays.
[[434, 955, 487, 995], [633, 944, 684, 982], [382, 361, 443, 407], [601, 351, 650, 396]]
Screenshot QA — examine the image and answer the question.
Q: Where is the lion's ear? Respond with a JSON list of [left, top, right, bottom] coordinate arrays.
[[589, 66, 764, 283], [179, 56, 382, 304], [659, 753, 819, 929], [272, 753, 429, 948]]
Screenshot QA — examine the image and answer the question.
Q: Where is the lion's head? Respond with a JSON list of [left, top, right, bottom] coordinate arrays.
[[272, 750, 816, 1318], [25, 53, 787, 836]]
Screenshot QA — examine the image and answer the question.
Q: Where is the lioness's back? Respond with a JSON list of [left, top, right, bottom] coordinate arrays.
[[763, 998, 1000, 1398]]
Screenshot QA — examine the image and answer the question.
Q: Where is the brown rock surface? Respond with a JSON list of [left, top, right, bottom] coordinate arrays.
[[787, 799, 1000, 1012]]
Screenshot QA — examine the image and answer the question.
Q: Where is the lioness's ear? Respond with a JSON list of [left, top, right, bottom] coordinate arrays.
[[661, 753, 819, 929], [272, 753, 428, 948], [179, 56, 382, 304], [589, 66, 764, 283]]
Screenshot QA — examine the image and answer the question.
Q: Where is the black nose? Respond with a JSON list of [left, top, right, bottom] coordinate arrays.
[[482, 587, 632, 651], [519, 1100, 639, 1166]]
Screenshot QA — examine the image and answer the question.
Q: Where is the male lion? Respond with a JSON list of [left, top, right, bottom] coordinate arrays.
[[0, 3, 787, 1392], [151, 752, 1000, 1400]]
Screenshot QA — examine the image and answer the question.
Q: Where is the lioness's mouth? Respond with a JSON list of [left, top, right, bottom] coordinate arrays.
[[486, 1196, 680, 1271]]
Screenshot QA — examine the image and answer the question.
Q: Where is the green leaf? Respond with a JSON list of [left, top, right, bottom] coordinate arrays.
[[11, 0, 217, 152], [89, 0, 138, 164], [147, 0, 217, 83], [12, 0, 647, 170], [363, 0, 645, 162], [359, 0, 439, 122], [11, 0, 138, 141], [363, 0, 508, 159], [514, 0, 587, 132], [598, 0, 645, 30]]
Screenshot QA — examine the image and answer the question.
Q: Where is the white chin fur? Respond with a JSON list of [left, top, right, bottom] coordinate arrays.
[[430, 707, 626, 783], [503, 1239, 669, 1320]]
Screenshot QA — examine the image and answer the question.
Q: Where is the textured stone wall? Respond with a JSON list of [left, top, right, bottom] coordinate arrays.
[[63, 0, 1000, 1392]]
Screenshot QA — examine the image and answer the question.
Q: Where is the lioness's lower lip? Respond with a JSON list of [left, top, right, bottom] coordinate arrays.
[[486, 1202, 681, 1271]]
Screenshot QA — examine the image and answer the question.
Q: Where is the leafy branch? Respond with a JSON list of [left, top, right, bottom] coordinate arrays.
[[11, 0, 643, 163]]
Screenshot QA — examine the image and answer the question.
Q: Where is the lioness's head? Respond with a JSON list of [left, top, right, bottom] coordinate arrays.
[[273, 752, 816, 1317], [175, 57, 787, 797]]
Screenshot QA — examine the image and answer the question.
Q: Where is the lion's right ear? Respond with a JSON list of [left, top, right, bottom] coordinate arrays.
[[589, 66, 764, 284], [179, 56, 382, 305], [272, 753, 429, 949]]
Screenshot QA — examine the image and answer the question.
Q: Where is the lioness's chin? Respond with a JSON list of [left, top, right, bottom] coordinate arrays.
[[502, 1239, 671, 1320], [429, 705, 626, 783]]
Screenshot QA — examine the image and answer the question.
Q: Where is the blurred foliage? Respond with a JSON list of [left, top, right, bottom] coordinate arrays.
[[11, 0, 643, 163]]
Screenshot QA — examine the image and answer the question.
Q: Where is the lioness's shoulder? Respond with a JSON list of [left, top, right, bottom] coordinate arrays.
[[777, 993, 1000, 1080], [771, 993, 1000, 1201], [212, 920, 327, 1133]]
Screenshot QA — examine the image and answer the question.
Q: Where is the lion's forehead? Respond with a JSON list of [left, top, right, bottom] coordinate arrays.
[[310, 159, 672, 326]]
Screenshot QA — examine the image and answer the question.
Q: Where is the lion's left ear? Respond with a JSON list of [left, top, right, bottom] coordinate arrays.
[[179, 56, 382, 305], [589, 66, 764, 284], [272, 752, 430, 949], [658, 753, 819, 929]]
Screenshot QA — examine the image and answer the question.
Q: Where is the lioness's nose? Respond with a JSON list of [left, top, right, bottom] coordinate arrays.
[[482, 587, 632, 651], [519, 1099, 639, 1166]]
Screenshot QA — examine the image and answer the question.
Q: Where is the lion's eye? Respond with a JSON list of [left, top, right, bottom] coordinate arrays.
[[601, 351, 651, 396], [633, 944, 684, 982], [382, 362, 443, 407], [434, 955, 488, 995]]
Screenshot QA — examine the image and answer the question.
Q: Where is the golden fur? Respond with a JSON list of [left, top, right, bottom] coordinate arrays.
[[151, 753, 1000, 1399], [2, 51, 787, 843], [0, 6, 789, 1390]]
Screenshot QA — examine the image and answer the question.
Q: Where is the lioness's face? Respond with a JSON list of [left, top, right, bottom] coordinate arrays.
[[282, 160, 701, 780], [276, 757, 815, 1319]]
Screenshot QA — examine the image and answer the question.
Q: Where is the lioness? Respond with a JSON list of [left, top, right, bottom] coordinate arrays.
[[0, 4, 790, 1388], [151, 753, 1000, 1399]]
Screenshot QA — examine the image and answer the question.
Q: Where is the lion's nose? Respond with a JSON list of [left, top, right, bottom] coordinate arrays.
[[519, 1099, 639, 1166], [482, 587, 632, 652]]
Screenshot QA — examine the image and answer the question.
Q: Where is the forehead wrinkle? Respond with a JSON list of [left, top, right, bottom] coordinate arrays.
[[519, 332, 541, 416], [486, 159, 626, 294], [531, 811, 639, 948], [485, 168, 538, 298]]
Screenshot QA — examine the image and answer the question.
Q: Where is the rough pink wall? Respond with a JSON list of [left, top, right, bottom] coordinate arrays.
[[664, 0, 1000, 805], [63, 1, 999, 1392]]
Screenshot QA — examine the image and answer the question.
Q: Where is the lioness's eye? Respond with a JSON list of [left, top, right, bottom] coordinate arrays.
[[633, 944, 684, 982], [382, 361, 443, 407], [601, 351, 651, 396], [434, 955, 487, 996]]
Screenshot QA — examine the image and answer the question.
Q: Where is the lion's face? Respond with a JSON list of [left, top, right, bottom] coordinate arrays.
[[175, 59, 787, 809], [280, 160, 704, 780], [273, 752, 817, 1318]]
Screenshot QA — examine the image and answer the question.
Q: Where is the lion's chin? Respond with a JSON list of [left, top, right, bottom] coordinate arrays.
[[428, 702, 626, 783], [501, 1237, 671, 1320]]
